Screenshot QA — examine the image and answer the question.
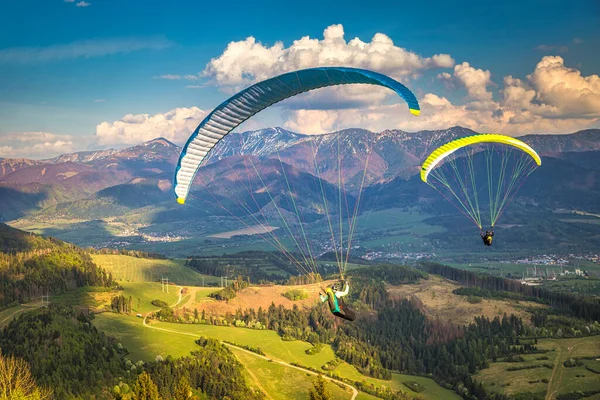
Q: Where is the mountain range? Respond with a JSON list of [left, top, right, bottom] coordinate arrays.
[[1, 126, 599, 255]]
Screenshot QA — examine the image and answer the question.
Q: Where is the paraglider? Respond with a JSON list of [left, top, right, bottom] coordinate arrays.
[[174, 67, 420, 321], [174, 67, 420, 205], [421, 134, 541, 243], [319, 279, 355, 321], [481, 230, 494, 246]]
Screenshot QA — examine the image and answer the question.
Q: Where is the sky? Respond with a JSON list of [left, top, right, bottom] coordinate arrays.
[[0, 0, 599, 158]]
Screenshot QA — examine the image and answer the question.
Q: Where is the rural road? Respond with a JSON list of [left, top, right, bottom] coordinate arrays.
[[142, 306, 358, 400]]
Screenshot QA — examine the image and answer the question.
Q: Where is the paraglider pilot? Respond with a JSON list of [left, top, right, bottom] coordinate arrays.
[[319, 280, 356, 321], [481, 229, 494, 246]]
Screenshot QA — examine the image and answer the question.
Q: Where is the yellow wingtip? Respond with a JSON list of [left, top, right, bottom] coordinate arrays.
[[410, 109, 420, 116], [177, 198, 185, 205]]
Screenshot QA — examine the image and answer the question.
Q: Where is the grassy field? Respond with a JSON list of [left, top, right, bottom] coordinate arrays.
[[91, 254, 220, 286], [92, 313, 460, 400], [119, 282, 182, 313], [49, 282, 186, 314], [51, 286, 115, 310], [231, 348, 355, 400], [475, 335, 600, 399]]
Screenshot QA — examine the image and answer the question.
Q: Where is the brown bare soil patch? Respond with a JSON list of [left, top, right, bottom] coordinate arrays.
[[387, 275, 545, 326], [180, 280, 337, 316]]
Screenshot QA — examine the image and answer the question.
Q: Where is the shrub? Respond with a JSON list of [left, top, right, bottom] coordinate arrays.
[[467, 295, 483, 304], [403, 381, 426, 393], [151, 300, 168, 308], [282, 289, 309, 301]]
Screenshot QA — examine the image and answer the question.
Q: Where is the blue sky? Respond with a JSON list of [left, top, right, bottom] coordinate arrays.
[[1, 0, 599, 158]]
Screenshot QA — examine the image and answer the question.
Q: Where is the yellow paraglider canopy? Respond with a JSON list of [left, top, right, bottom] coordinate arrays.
[[421, 134, 541, 183]]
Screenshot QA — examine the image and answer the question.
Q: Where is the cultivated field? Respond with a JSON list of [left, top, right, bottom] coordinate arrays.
[[475, 336, 600, 399], [91, 254, 219, 286], [386, 275, 545, 325], [208, 225, 280, 239]]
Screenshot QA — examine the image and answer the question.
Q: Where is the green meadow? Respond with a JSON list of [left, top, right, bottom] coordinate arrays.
[[93, 312, 460, 400]]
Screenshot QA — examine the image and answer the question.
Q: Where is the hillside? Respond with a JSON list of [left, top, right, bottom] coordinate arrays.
[[0, 223, 114, 308]]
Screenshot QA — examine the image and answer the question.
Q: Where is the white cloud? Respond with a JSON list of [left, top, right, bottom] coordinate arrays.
[[93, 99, 106, 102], [198, 24, 454, 111], [0, 36, 174, 64], [0, 132, 78, 159], [203, 24, 454, 89], [573, 38, 583, 45], [453, 62, 493, 102], [138, 55, 598, 139], [283, 56, 600, 135], [185, 85, 203, 89], [95, 107, 207, 146], [64, 0, 75, 2], [154, 74, 200, 81], [76, 1, 90, 6], [503, 56, 600, 119], [154, 74, 182, 80], [283, 90, 599, 136]]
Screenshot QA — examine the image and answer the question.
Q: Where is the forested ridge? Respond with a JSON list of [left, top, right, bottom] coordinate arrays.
[[0, 223, 114, 309], [0, 306, 130, 398]]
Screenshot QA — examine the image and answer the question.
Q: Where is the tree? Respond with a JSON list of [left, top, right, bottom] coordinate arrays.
[[0, 353, 52, 400], [132, 371, 159, 400], [173, 376, 192, 399], [308, 374, 331, 400]]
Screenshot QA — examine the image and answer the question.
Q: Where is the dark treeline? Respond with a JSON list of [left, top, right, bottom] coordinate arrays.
[[347, 264, 428, 285], [111, 294, 134, 314], [419, 262, 600, 321], [186, 251, 329, 284], [89, 247, 168, 260], [209, 276, 250, 301]]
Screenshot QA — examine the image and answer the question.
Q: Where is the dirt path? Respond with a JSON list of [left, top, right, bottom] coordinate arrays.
[[142, 316, 358, 400], [232, 349, 275, 400], [179, 287, 202, 310], [170, 286, 183, 308], [546, 341, 580, 400]]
